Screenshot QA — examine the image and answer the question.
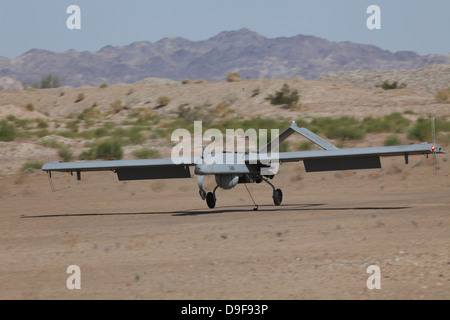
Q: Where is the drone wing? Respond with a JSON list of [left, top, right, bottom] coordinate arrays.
[[254, 121, 445, 172], [42, 157, 197, 181]]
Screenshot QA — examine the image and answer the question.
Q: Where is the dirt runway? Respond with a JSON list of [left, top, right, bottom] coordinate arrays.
[[0, 159, 448, 299]]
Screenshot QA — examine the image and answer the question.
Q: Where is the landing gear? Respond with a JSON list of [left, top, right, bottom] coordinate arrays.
[[206, 192, 216, 209], [261, 176, 283, 206], [198, 174, 283, 208], [273, 188, 283, 206]]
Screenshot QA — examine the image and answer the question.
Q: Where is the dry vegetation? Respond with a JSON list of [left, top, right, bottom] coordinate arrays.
[[0, 69, 449, 299], [0, 71, 449, 176]]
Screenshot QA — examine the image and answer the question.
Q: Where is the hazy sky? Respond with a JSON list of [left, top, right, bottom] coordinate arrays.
[[1, 0, 449, 58]]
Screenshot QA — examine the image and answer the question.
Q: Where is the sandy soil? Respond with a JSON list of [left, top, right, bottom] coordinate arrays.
[[0, 157, 448, 300], [0, 76, 449, 300]]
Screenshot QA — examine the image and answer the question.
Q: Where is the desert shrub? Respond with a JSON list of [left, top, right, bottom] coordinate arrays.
[[214, 102, 235, 117], [77, 107, 101, 120], [65, 121, 79, 132], [226, 72, 241, 82], [103, 121, 116, 130], [265, 83, 299, 107], [75, 93, 85, 103], [181, 79, 191, 84], [375, 81, 407, 90], [133, 148, 161, 159], [384, 135, 402, 146], [156, 96, 171, 107], [35, 118, 49, 129], [56, 131, 77, 139], [96, 140, 123, 160], [298, 141, 313, 151], [177, 105, 214, 126], [21, 161, 44, 171], [326, 125, 364, 140], [310, 116, 364, 140], [25, 103, 34, 111], [38, 137, 65, 149], [363, 112, 410, 133], [124, 127, 146, 145], [435, 88, 450, 103], [58, 147, 74, 162], [0, 120, 17, 141], [80, 139, 123, 160], [94, 127, 109, 137], [279, 141, 290, 152], [110, 100, 126, 114], [99, 83, 108, 88], [407, 118, 450, 141]]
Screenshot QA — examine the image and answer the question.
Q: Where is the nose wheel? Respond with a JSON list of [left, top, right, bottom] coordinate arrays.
[[205, 185, 219, 208], [206, 192, 216, 208]]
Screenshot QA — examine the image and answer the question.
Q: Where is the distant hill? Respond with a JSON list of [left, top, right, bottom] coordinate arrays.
[[1, 28, 449, 87]]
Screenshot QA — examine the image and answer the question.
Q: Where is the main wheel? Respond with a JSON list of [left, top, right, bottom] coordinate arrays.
[[206, 192, 216, 209], [273, 188, 283, 206]]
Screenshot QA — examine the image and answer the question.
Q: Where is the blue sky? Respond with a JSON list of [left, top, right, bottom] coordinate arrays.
[[1, 0, 449, 58]]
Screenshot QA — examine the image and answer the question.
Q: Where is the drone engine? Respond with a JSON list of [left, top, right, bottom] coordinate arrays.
[[215, 174, 239, 190]]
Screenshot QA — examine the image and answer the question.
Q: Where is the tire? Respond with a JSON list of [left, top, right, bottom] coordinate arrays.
[[273, 189, 283, 206], [206, 192, 216, 209]]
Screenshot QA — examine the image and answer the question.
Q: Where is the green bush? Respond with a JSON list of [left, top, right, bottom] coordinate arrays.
[[77, 107, 101, 120], [124, 127, 146, 145], [311, 116, 364, 140], [375, 81, 406, 90], [25, 103, 34, 111], [177, 105, 214, 126], [36, 118, 49, 129], [384, 135, 402, 146], [133, 148, 161, 159], [226, 72, 241, 82], [110, 100, 126, 114], [363, 112, 410, 133], [435, 88, 450, 103], [325, 125, 364, 140], [408, 118, 450, 141], [156, 96, 171, 107], [0, 120, 17, 141], [75, 93, 85, 103], [298, 141, 313, 151], [58, 147, 74, 162], [21, 161, 44, 171], [80, 139, 123, 160], [96, 140, 123, 160], [265, 83, 299, 107], [66, 121, 79, 132]]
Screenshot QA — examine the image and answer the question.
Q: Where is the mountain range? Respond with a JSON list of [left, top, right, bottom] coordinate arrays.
[[1, 28, 449, 87]]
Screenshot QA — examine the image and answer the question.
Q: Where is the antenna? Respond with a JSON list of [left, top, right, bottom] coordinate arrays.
[[431, 114, 436, 145], [431, 114, 437, 175]]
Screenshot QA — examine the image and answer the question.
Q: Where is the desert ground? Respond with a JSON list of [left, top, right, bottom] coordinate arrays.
[[0, 72, 449, 299]]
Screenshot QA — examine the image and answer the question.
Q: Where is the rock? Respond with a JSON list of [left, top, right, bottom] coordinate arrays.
[[0, 77, 23, 91]]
